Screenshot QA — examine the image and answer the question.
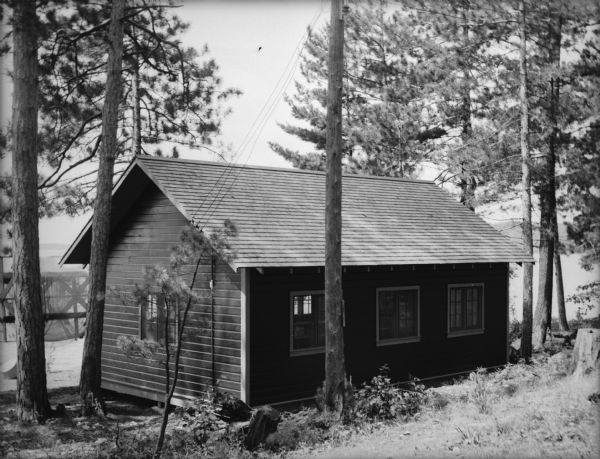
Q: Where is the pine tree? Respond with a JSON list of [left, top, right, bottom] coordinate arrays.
[[273, 0, 521, 209], [519, 0, 534, 362], [532, 14, 561, 350], [10, 0, 52, 422], [79, 0, 125, 415], [271, 0, 444, 178], [1, 0, 239, 220], [527, 0, 598, 347]]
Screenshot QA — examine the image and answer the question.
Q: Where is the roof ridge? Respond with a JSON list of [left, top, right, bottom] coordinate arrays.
[[135, 154, 434, 185]]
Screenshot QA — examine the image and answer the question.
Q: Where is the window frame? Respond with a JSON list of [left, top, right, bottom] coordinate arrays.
[[376, 286, 421, 346], [289, 290, 325, 357], [139, 292, 179, 346], [447, 282, 485, 338]]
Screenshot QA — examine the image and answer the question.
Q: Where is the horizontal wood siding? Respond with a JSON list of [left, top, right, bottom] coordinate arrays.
[[102, 183, 241, 402], [250, 263, 508, 405]]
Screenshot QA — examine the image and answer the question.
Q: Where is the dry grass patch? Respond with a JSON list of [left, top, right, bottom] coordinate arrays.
[[303, 353, 599, 458]]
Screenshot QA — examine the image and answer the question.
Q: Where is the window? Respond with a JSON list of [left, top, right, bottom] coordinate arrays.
[[376, 287, 420, 345], [140, 293, 178, 345], [448, 283, 484, 337], [290, 291, 325, 355]]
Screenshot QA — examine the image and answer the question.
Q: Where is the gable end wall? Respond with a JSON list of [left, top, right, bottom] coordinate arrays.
[[101, 183, 241, 403]]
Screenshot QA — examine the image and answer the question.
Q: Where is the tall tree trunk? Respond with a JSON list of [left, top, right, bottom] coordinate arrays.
[[79, 0, 125, 415], [131, 54, 142, 156], [519, 0, 534, 362], [533, 15, 562, 350], [11, 0, 51, 423], [458, 0, 475, 211], [553, 213, 569, 330], [324, 0, 347, 414]]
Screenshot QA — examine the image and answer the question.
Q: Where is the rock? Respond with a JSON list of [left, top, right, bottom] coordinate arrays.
[[220, 397, 252, 422], [244, 405, 280, 451], [570, 328, 600, 378]]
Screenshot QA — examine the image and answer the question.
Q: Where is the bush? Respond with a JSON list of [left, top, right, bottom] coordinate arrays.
[[352, 365, 426, 422], [426, 390, 450, 410], [468, 368, 492, 414], [173, 388, 228, 445], [263, 408, 325, 452]]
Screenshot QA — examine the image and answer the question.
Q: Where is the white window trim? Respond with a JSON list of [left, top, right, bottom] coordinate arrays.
[[290, 290, 325, 357], [376, 286, 421, 346], [447, 282, 485, 338]]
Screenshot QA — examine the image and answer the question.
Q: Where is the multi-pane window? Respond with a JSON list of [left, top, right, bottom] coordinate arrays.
[[448, 284, 484, 336], [141, 294, 177, 345], [376, 287, 420, 345], [290, 292, 325, 354]]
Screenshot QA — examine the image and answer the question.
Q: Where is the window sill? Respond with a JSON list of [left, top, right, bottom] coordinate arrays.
[[376, 336, 421, 347], [448, 329, 484, 338], [290, 347, 325, 357]]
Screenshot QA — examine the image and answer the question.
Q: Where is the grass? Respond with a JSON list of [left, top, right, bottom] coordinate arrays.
[[0, 349, 598, 458], [298, 353, 599, 458]]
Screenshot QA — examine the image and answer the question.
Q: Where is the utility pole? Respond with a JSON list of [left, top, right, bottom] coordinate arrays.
[[324, 0, 347, 413], [519, 0, 533, 362]]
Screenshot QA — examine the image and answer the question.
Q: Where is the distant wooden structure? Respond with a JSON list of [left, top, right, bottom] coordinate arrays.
[[62, 156, 531, 406], [0, 271, 88, 342]]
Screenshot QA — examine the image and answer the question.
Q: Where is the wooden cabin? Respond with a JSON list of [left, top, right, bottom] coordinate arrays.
[[62, 156, 531, 406]]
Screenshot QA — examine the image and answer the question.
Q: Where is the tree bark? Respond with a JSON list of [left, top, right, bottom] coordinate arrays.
[[131, 54, 142, 156], [79, 0, 125, 415], [458, 1, 475, 211], [519, 0, 534, 362], [11, 0, 52, 423], [324, 0, 347, 414], [553, 213, 569, 331], [533, 15, 562, 350]]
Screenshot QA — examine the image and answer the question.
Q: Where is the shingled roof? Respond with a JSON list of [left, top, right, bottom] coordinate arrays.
[[62, 155, 532, 269]]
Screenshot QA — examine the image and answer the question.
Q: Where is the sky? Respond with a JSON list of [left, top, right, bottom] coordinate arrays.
[[177, 0, 327, 166]]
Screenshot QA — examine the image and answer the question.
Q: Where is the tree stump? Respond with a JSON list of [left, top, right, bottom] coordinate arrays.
[[570, 328, 600, 378], [244, 405, 280, 451]]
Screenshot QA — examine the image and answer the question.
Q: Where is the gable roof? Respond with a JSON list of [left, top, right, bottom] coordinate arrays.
[[62, 155, 532, 269]]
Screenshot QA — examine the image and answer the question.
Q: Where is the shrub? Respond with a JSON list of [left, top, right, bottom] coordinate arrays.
[[263, 408, 324, 451], [426, 389, 450, 410], [173, 388, 228, 445], [468, 368, 492, 414], [352, 365, 426, 422], [108, 430, 157, 458]]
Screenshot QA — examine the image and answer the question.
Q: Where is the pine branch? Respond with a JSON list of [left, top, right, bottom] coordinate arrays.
[[39, 135, 102, 190], [38, 112, 102, 189]]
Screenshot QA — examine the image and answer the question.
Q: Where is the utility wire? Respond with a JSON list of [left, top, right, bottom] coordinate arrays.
[[189, 2, 324, 231]]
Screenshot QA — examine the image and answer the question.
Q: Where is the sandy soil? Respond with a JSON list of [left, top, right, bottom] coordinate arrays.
[[0, 339, 83, 392]]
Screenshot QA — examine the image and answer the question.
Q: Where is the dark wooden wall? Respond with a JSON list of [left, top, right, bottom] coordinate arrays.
[[102, 184, 241, 403], [249, 263, 508, 405]]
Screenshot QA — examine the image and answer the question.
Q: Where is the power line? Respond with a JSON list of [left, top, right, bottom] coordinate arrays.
[[190, 2, 325, 231]]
